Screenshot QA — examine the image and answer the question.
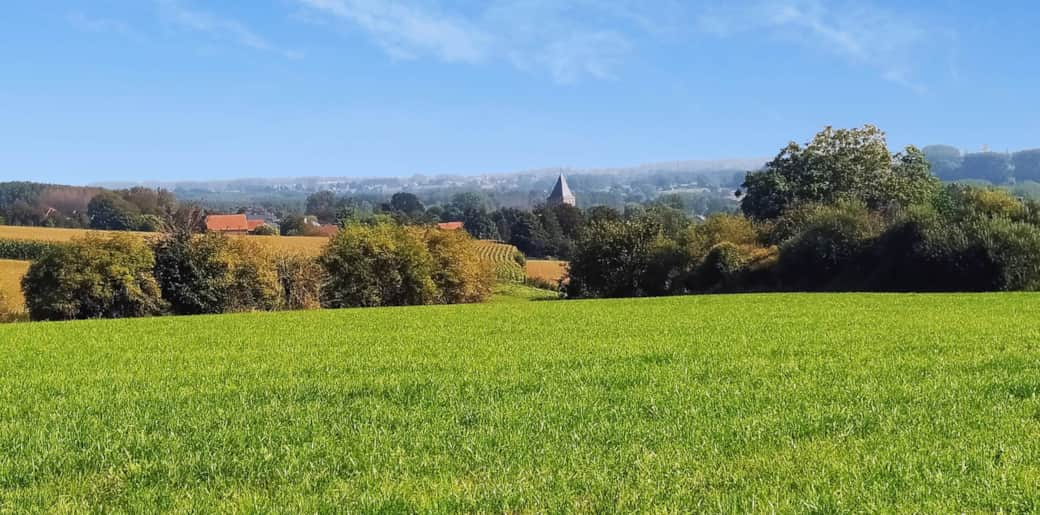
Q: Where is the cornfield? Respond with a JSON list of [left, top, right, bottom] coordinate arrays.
[[475, 241, 526, 283]]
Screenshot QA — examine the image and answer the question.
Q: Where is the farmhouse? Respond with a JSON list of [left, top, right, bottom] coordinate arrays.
[[547, 174, 576, 207], [205, 214, 250, 234], [437, 221, 464, 231]]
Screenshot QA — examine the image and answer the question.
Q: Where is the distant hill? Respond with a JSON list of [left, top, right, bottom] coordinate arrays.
[[89, 157, 769, 191]]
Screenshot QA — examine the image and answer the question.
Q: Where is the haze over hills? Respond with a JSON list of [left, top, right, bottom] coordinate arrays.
[[88, 157, 769, 192]]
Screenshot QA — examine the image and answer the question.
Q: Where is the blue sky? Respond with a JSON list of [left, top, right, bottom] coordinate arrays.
[[1, 1, 1038, 185]]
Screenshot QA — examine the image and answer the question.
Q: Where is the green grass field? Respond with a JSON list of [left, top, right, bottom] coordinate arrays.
[[1, 293, 1039, 511]]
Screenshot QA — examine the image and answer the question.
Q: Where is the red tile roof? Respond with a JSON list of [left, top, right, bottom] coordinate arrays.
[[205, 214, 250, 232], [317, 224, 340, 237], [437, 221, 464, 230], [246, 219, 266, 230]]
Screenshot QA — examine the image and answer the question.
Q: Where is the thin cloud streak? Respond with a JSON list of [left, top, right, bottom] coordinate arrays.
[[158, 0, 303, 59], [697, 0, 934, 92]]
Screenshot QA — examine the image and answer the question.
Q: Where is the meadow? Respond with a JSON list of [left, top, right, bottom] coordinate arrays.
[[0, 293, 1038, 511]]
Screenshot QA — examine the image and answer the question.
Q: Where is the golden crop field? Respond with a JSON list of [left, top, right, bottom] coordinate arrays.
[[474, 241, 526, 282], [525, 259, 568, 285], [0, 260, 30, 314], [0, 226, 331, 256]]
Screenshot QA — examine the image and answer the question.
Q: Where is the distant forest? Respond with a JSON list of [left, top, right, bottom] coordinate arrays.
[[4, 145, 1040, 232]]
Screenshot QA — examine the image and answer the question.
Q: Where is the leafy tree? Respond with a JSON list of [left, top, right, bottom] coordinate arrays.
[[1012, 149, 1040, 183], [387, 192, 424, 215], [566, 219, 684, 298], [305, 191, 339, 223], [462, 208, 500, 240], [319, 223, 437, 308], [279, 214, 307, 236], [424, 228, 495, 304], [687, 213, 760, 260], [21, 234, 164, 321], [741, 125, 940, 220], [776, 202, 884, 289], [88, 191, 141, 230], [506, 210, 550, 257], [585, 205, 622, 225], [152, 231, 281, 315]]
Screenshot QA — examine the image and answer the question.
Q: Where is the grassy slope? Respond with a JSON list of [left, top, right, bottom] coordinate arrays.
[[1, 294, 1039, 511]]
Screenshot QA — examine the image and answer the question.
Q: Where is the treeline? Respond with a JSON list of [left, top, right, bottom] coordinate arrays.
[[0, 182, 179, 230], [299, 189, 700, 260], [568, 126, 1040, 298], [923, 145, 1040, 185], [20, 220, 494, 321]]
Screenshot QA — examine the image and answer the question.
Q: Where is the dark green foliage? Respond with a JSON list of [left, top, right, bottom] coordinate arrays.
[[319, 224, 438, 308], [0, 239, 64, 260], [566, 219, 689, 298], [21, 234, 164, 321], [305, 191, 339, 224], [741, 125, 939, 220], [693, 243, 748, 291], [776, 202, 883, 289], [152, 231, 281, 315], [461, 208, 500, 240]]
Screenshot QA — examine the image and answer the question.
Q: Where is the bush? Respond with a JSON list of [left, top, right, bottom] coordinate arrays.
[[691, 243, 779, 292], [252, 224, 278, 236], [566, 219, 685, 298], [276, 254, 326, 310], [424, 229, 495, 304], [22, 234, 165, 321], [687, 214, 760, 260], [0, 239, 63, 260], [776, 202, 884, 289], [319, 224, 438, 308], [153, 231, 281, 315]]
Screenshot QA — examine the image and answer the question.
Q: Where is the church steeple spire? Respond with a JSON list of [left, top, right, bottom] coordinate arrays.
[[547, 174, 576, 207]]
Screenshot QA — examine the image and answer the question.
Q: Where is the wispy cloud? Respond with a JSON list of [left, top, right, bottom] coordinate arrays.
[[293, 0, 668, 83], [296, 0, 489, 63], [292, 0, 948, 89], [158, 0, 303, 59], [697, 0, 934, 92], [67, 11, 139, 39]]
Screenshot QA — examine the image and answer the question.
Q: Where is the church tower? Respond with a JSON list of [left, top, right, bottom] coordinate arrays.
[[546, 174, 576, 207]]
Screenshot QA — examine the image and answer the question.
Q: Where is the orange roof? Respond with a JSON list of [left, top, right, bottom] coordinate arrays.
[[317, 224, 339, 237], [205, 214, 250, 232], [247, 220, 266, 230], [437, 221, 464, 230]]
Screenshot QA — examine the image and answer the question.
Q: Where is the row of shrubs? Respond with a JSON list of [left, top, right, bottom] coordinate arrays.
[[0, 239, 64, 261], [21, 224, 496, 321], [566, 185, 1040, 297]]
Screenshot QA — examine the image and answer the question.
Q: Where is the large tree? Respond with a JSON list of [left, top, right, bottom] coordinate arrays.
[[740, 125, 939, 220]]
